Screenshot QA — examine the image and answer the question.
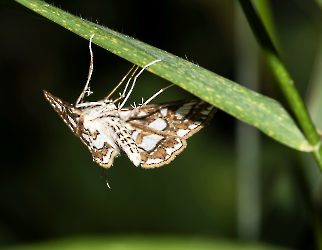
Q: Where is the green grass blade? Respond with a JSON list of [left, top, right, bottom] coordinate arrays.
[[238, 0, 322, 169], [15, 0, 313, 152]]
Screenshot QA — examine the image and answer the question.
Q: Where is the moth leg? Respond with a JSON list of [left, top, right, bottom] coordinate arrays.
[[110, 65, 139, 103], [141, 84, 174, 106], [76, 34, 95, 107], [119, 59, 162, 109]]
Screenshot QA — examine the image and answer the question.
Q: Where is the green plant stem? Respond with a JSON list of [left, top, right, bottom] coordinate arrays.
[[238, 0, 322, 171], [293, 153, 322, 249], [239, 0, 322, 248]]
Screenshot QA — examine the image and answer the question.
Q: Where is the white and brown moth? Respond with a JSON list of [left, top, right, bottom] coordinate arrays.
[[44, 34, 216, 169]]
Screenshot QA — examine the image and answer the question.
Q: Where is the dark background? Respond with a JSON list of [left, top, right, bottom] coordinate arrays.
[[1, 0, 322, 249]]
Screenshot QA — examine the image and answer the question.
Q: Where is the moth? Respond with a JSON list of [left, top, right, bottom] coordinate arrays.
[[44, 34, 217, 169]]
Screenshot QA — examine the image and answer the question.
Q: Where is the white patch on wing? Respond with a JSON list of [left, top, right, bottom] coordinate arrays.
[[176, 113, 183, 119], [177, 129, 190, 137], [68, 116, 76, 128], [138, 134, 164, 151], [145, 158, 163, 165], [166, 147, 176, 155], [82, 132, 90, 142], [160, 108, 167, 116], [101, 148, 115, 164], [131, 130, 139, 141], [189, 124, 199, 130], [165, 138, 184, 155], [56, 102, 63, 112], [91, 133, 108, 148], [149, 119, 167, 131], [174, 138, 183, 149]]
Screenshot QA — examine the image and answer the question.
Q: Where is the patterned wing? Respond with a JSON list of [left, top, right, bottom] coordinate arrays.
[[80, 125, 120, 168], [44, 90, 119, 168], [43, 90, 81, 134], [127, 99, 217, 168]]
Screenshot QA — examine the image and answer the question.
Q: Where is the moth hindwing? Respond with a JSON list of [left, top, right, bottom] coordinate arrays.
[[44, 34, 217, 169]]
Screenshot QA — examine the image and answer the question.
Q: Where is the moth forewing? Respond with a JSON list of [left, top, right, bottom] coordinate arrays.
[[43, 90, 82, 135]]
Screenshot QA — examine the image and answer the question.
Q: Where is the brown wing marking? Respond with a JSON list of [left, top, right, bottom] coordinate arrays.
[[139, 135, 187, 169], [128, 123, 186, 168], [80, 127, 119, 169], [127, 99, 217, 139], [43, 90, 82, 135]]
